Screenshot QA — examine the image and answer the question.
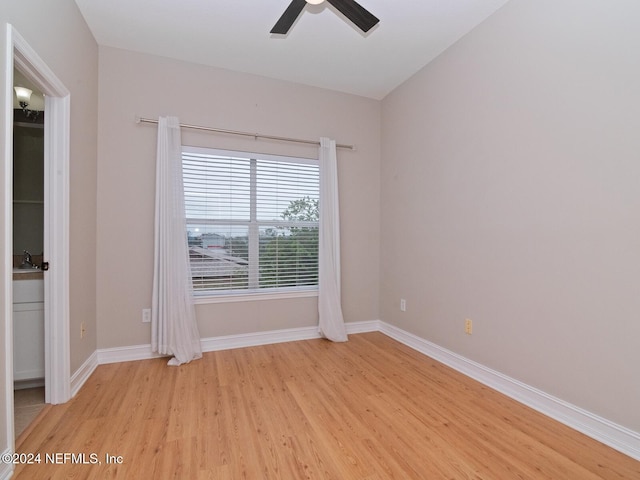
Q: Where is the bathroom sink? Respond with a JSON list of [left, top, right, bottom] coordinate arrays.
[[13, 267, 40, 274]]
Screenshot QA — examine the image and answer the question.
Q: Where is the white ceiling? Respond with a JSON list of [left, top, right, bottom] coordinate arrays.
[[73, 0, 510, 100]]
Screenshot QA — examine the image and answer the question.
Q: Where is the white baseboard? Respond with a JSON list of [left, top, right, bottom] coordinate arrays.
[[378, 321, 640, 462], [0, 448, 13, 480], [75, 318, 639, 462], [345, 320, 381, 334], [94, 320, 380, 365], [200, 320, 379, 351], [200, 325, 322, 352], [70, 350, 98, 398], [97, 344, 165, 365]]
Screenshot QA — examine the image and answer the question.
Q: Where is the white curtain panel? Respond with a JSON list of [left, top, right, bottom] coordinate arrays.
[[151, 116, 203, 365], [318, 137, 348, 342]]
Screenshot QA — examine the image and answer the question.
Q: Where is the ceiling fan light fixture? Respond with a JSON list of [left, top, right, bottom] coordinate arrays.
[[271, 0, 378, 35]]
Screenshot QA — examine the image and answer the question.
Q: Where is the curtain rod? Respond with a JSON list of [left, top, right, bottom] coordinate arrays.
[[135, 116, 355, 151]]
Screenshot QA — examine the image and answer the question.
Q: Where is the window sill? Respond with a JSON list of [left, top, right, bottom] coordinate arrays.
[[193, 289, 318, 305]]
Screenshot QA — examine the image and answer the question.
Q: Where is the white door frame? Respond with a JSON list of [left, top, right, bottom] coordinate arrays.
[[3, 23, 70, 451]]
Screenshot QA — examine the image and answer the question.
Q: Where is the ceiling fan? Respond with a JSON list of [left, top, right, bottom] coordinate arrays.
[[271, 0, 379, 35]]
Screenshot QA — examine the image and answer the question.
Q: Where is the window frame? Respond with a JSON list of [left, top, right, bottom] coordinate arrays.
[[182, 146, 320, 303]]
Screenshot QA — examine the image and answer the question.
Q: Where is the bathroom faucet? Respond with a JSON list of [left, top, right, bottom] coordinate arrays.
[[21, 250, 33, 268]]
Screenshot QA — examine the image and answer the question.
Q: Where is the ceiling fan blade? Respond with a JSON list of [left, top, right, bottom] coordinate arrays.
[[326, 0, 379, 32], [271, 0, 307, 34]]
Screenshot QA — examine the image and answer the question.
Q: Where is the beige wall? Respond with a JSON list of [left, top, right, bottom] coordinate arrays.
[[381, 0, 640, 432], [0, 0, 98, 459], [96, 47, 381, 348]]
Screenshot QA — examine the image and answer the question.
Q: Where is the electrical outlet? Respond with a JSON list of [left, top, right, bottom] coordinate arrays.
[[400, 299, 406, 312], [80, 321, 86, 339], [465, 318, 473, 335], [142, 308, 151, 323]]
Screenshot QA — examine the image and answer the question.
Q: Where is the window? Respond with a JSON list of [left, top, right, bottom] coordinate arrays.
[[182, 147, 319, 297]]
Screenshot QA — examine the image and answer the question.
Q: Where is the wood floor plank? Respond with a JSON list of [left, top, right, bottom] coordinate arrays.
[[12, 332, 640, 479]]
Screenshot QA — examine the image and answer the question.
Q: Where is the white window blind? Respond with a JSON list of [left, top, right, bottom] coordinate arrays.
[[182, 147, 319, 296]]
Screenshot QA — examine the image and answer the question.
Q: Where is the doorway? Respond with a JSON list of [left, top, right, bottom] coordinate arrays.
[[12, 69, 46, 438], [3, 25, 71, 452]]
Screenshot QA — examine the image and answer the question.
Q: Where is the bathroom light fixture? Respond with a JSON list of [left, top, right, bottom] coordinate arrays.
[[14, 86, 41, 121], [14, 86, 31, 105], [306, 0, 325, 4]]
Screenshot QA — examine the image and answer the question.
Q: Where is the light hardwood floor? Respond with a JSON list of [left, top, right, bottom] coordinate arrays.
[[13, 332, 640, 479]]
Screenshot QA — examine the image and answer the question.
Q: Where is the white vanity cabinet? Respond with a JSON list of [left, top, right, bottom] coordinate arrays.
[[13, 278, 45, 382]]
